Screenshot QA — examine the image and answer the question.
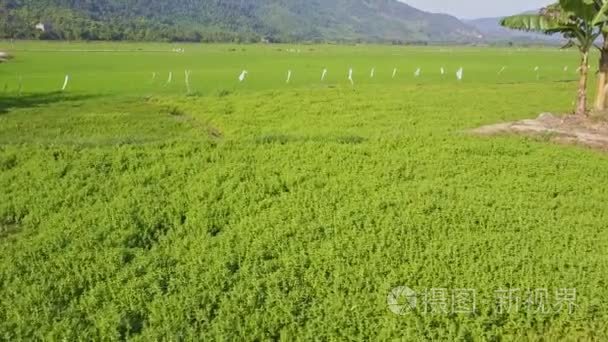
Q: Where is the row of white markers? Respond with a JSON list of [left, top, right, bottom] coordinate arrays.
[[56, 65, 576, 91], [236, 67, 465, 84], [153, 67, 465, 86], [236, 65, 574, 84]]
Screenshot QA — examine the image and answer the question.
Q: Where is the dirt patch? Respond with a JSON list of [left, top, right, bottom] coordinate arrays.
[[0, 51, 12, 63], [472, 113, 608, 151]]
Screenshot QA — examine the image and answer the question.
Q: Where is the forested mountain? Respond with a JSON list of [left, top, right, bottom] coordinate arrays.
[[0, 0, 483, 43]]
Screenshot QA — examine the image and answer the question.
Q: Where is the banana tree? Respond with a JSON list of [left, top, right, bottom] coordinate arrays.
[[501, 1, 601, 116], [589, 0, 608, 110]]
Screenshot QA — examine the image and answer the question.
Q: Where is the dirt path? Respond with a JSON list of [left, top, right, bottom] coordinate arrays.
[[472, 113, 608, 151]]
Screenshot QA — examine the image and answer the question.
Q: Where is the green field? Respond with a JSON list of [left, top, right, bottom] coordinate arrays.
[[1, 41, 607, 340]]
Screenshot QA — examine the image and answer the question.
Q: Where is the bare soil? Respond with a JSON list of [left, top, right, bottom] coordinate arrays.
[[0, 51, 10, 63], [472, 113, 608, 151]]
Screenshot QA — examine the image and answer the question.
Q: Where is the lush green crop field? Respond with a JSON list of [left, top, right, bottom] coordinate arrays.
[[1, 41, 607, 340], [0, 40, 590, 94]]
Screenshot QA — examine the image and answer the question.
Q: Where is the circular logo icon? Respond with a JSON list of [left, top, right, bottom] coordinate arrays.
[[387, 286, 417, 315]]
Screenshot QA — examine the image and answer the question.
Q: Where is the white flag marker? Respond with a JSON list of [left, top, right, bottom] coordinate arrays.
[[321, 68, 328, 81], [286, 70, 292, 84], [440, 67, 445, 75], [61, 74, 70, 91], [239, 70, 248, 82], [498, 66, 506, 75], [348, 68, 354, 85], [370, 67, 375, 78], [456, 67, 463, 81], [414, 68, 421, 77], [392, 68, 397, 79], [166, 72, 173, 85]]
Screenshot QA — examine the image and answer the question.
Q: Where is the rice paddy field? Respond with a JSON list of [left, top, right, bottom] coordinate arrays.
[[1, 41, 607, 340]]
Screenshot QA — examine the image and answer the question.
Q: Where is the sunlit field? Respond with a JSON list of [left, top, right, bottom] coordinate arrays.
[[1, 41, 607, 340], [0, 40, 588, 94]]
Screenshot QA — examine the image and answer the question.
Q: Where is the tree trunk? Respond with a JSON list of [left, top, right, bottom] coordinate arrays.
[[596, 70, 607, 110], [596, 35, 608, 111], [576, 51, 590, 117]]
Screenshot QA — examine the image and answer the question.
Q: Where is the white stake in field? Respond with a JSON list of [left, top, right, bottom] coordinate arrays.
[[166, 72, 173, 85], [498, 66, 506, 75], [348, 68, 354, 85], [414, 68, 421, 77], [321, 68, 328, 81], [239, 70, 248, 82], [61, 74, 70, 91], [286, 70, 292, 84], [456, 67, 463, 81], [392, 68, 397, 79], [370, 67, 375, 78], [440, 67, 445, 75]]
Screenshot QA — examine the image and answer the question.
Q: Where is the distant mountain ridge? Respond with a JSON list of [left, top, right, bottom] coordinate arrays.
[[0, 0, 484, 43], [466, 16, 564, 44]]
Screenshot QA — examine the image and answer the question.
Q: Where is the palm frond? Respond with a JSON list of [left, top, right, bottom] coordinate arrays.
[[500, 14, 563, 33]]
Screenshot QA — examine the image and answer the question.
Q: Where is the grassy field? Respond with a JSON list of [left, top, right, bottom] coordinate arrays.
[[1, 41, 607, 340], [0, 40, 588, 94]]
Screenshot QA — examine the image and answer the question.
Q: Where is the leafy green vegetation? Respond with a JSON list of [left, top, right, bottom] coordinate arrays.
[[501, 0, 608, 115], [1, 42, 607, 340]]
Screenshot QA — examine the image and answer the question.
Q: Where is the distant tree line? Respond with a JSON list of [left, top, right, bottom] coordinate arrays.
[[0, 0, 482, 44], [0, 0, 269, 42]]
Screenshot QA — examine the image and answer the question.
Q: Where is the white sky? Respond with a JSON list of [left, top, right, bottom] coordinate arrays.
[[401, 0, 554, 19]]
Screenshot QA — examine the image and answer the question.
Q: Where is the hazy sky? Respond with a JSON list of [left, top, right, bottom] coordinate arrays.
[[401, 0, 554, 19]]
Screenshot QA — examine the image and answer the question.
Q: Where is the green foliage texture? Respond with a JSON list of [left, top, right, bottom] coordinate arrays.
[[0, 42, 607, 340]]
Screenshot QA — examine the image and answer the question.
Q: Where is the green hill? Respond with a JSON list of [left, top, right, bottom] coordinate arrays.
[[0, 0, 483, 43]]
